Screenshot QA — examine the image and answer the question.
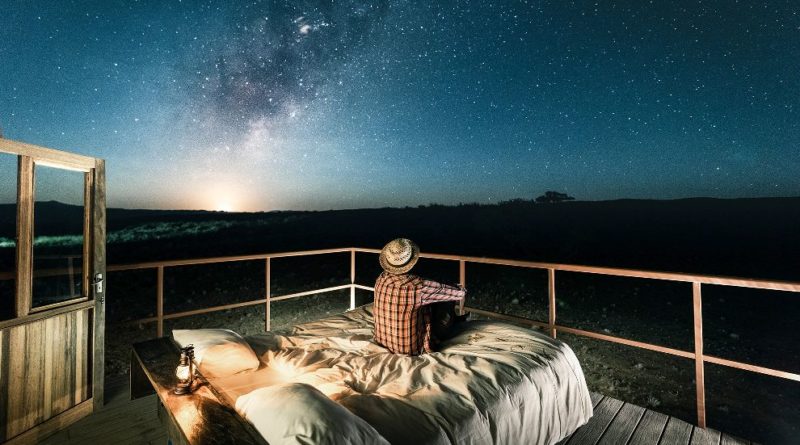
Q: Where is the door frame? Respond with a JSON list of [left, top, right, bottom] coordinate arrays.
[[0, 138, 105, 443]]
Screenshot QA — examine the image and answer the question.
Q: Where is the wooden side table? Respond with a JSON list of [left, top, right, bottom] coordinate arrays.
[[130, 337, 266, 445]]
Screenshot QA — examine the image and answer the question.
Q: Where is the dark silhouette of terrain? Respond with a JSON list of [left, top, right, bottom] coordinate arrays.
[[1, 197, 798, 280]]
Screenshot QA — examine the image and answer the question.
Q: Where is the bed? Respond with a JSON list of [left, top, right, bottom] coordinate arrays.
[[166, 305, 593, 445]]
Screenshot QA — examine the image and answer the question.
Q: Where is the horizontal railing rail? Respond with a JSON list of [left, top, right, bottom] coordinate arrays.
[[104, 247, 356, 334], [353, 247, 800, 292], [94, 246, 799, 429], [106, 247, 355, 272]]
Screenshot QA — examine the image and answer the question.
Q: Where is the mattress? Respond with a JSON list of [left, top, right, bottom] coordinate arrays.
[[208, 305, 593, 445]]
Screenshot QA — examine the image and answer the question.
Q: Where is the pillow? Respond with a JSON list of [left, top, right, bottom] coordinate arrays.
[[236, 383, 389, 445], [172, 329, 260, 378]]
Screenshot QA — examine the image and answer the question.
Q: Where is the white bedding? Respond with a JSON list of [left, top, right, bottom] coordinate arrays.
[[207, 305, 593, 445]]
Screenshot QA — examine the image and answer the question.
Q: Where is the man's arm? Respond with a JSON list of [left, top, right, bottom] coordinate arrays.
[[419, 279, 466, 305]]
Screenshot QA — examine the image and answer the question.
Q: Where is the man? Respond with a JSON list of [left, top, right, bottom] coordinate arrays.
[[373, 238, 466, 355]]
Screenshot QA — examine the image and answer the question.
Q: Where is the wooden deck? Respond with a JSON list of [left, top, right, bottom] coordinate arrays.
[[40, 378, 166, 445], [556, 392, 755, 445], [40, 380, 754, 445]]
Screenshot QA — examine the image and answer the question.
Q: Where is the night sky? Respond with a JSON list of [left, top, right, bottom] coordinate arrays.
[[1, 0, 798, 211]]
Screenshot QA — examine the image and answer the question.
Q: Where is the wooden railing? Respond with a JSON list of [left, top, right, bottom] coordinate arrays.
[[102, 247, 800, 428], [107, 248, 358, 335]]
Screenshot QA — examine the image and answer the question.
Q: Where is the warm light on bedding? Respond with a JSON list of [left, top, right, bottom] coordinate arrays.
[[195, 305, 593, 444], [236, 383, 390, 445], [266, 351, 305, 381], [173, 329, 260, 378]]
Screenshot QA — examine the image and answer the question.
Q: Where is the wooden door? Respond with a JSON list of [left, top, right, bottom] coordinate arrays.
[[0, 138, 105, 444]]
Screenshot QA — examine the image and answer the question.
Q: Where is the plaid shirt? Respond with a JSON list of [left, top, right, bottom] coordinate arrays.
[[373, 271, 465, 355]]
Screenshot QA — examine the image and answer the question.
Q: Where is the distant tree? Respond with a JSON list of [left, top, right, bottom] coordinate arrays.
[[535, 191, 575, 204]]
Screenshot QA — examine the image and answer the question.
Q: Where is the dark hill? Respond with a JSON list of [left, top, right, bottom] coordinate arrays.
[[1, 198, 798, 280]]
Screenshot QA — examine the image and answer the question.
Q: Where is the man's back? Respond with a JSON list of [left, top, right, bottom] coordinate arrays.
[[373, 271, 465, 355]]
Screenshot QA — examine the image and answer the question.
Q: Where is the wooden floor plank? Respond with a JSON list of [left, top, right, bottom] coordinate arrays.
[[567, 396, 624, 445], [66, 407, 158, 439], [39, 381, 164, 445], [557, 392, 607, 445], [690, 427, 722, 445], [660, 416, 694, 445], [628, 409, 670, 445], [112, 423, 167, 444], [720, 433, 750, 445], [149, 437, 170, 445], [597, 402, 646, 445]]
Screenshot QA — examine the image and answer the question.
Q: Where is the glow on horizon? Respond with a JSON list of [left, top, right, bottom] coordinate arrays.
[[184, 181, 262, 213], [214, 201, 235, 213]]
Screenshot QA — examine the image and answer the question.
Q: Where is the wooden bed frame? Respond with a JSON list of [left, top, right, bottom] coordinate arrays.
[[130, 338, 267, 445]]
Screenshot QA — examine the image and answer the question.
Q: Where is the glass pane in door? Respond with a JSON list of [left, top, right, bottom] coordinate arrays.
[[32, 164, 86, 308], [0, 153, 15, 319]]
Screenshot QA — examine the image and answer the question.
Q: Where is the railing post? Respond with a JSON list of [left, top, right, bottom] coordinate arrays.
[[693, 282, 706, 428], [548, 268, 557, 338], [15, 155, 34, 318], [459, 260, 466, 315], [350, 250, 356, 310], [265, 258, 271, 331], [156, 266, 164, 337]]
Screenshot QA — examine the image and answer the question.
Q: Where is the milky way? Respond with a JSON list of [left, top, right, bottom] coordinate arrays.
[[0, 1, 798, 210], [192, 1, 389, 125]]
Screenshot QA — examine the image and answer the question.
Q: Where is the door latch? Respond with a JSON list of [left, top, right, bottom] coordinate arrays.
[[93, 273, 104, 303]]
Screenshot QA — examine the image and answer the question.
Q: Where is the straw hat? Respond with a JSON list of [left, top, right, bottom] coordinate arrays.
[[379, 238, 420, 274]]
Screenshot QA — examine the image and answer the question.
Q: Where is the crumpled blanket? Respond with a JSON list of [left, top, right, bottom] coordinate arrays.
[[209, 305, 593, 445]]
